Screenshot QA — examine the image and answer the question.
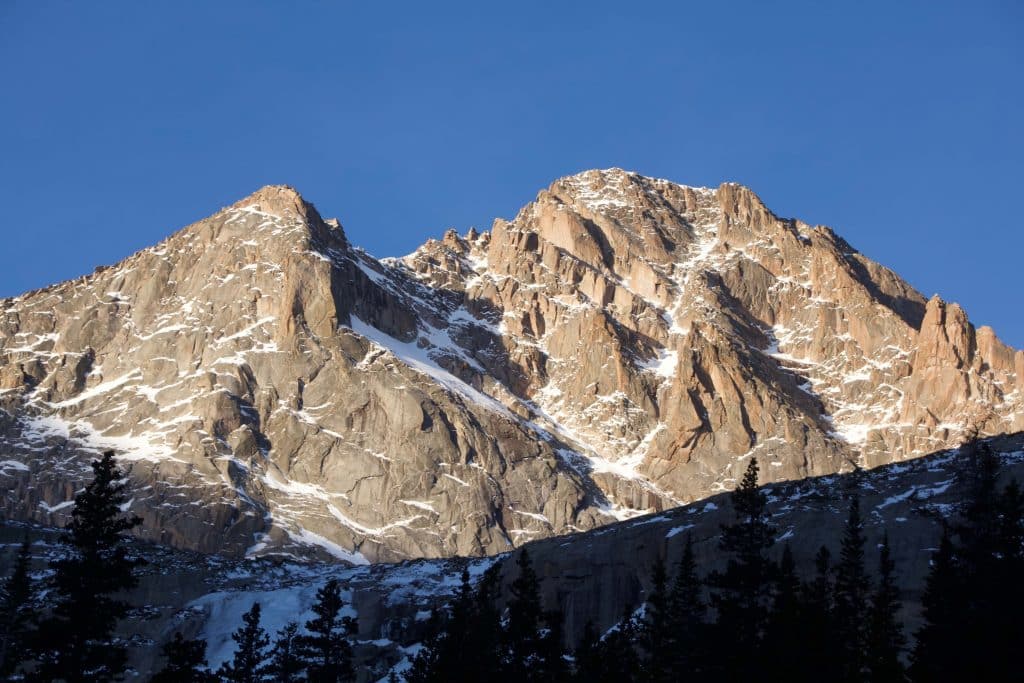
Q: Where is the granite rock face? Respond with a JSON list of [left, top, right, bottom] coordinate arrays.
[[1, 171, 1020, 561]]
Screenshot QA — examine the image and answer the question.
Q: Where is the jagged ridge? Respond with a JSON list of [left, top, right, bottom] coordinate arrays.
[[1, 170, 1021, 562]]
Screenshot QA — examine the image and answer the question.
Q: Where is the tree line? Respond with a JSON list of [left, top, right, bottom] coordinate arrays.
[[165, 577, 360, 683], [0, 452, 361, 682], [1, 444, 1021, 681], [406, 446, 1024, 682]]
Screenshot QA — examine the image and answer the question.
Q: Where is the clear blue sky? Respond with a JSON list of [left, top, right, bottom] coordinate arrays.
[[2, 1, 1021, 347]]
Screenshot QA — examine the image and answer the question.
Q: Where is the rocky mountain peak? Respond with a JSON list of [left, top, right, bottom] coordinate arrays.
[[1, 171, 1020, 563], [161, 184, 350, 265], [917, 295, 973, 369], [230, 183, 308, 215]]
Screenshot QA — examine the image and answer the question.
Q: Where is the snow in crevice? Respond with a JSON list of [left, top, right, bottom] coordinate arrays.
[[346, 315, 513, 419], [760, 318, 916, 452], [283, 528, 369, 565], [15, 412, 188, 464], [522, 392, 682, 515], [660, 193, 723, 338], [261, 469, 422, 541], [639, 347, 678, 379]]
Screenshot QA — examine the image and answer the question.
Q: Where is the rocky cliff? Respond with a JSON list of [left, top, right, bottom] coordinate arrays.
[[1, 170, 1021, 561]]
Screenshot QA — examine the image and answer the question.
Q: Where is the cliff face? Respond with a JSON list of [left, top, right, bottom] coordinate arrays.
[[1, 170, 1020, 561]]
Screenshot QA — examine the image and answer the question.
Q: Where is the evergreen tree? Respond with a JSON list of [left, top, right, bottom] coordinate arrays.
[[151, 632, 217, 683], [806, 545, 834, 618], [953, 442, 1004, 673], [581, 608, 641, 683], [865, 535, 905, 682], [791, 546, 841, 682], [707, 457, 776, 678], [0, 536, 34, 679], [502, 547, 567, 681], [407, 566, 494, 682], [640, 555, 672, 682], [218, 602, 271, 683], [996, 478, 1024, 566], [407, 563, 513, 682], [297, 579, 356, 683], [960, 453, 1024, 681], [991, 478, 1024, 678], [911, 443, 1023, 680], [469, 564, 506, 676], [32, 451, 143, 682], [665, 535, 705, 678], [910, 530, 963, 681], [453, 563, 504, 681], [534, 604, 569, 683], [572, 621, 602, 683], [833, 497, 870, 682], [504, 547, 542, 670], [268, 622, 303, 683], [956, 441, 1002, 566], [764, 544, 804, 681], [405, 614, 444, 681]]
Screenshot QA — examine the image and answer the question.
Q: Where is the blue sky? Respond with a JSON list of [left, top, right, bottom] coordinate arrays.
[[1, 1, 1021, 347]]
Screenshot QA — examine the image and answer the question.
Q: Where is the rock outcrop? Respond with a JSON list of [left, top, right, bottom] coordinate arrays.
[[1, 170, 1020, 561]]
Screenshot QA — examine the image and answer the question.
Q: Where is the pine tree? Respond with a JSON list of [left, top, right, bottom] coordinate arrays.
[[958, 450, 1024, 680], [833, 496, 870, 682], [151, 632, 217, 683], [991, 478, 1024, 679], [956, 441, 1002, 566], [534, 604, 569, 682], [911, 443, 1022, 680], [405, 611, 445, 682], [910, 530, 963, 681], [297, 578, 356, 683], [572, 621, 602, 683], [799, 545, 841, 682], [764, 544, 803, 680], [504, 547, 542, 665], [32, 451, 143, 682], [502, 547, 567, 681], [218, 602, 271, 683], [865, 535, 905, 682], [407, 567, 487, 682], [996, 478, 1024, 565], [707, 457, 776, 678], [268, 622, 303, 683], [0, 536, 34, 678], [666, 534, 705, 678], [407, 563, 512, 682], [954, 442, 1003, 668], [586, 608, 642, 683], [806, 545, 833, 615], [465, 563, 504, 680], [640, 555, 672, 682]]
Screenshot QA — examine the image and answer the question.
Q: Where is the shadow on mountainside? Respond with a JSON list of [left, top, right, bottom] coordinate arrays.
[[498, 431, 1024, 645], [1, 432, 1021, 678]]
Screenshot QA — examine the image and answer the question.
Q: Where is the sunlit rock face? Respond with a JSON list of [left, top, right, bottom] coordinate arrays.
[[1, 171, 1020, 562]]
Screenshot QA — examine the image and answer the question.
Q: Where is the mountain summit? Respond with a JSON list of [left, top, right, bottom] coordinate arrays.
[[1, 169, 1021, 561]]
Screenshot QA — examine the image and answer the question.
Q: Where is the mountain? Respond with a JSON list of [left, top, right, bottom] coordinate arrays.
[[1, 169, 1021, 562]]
